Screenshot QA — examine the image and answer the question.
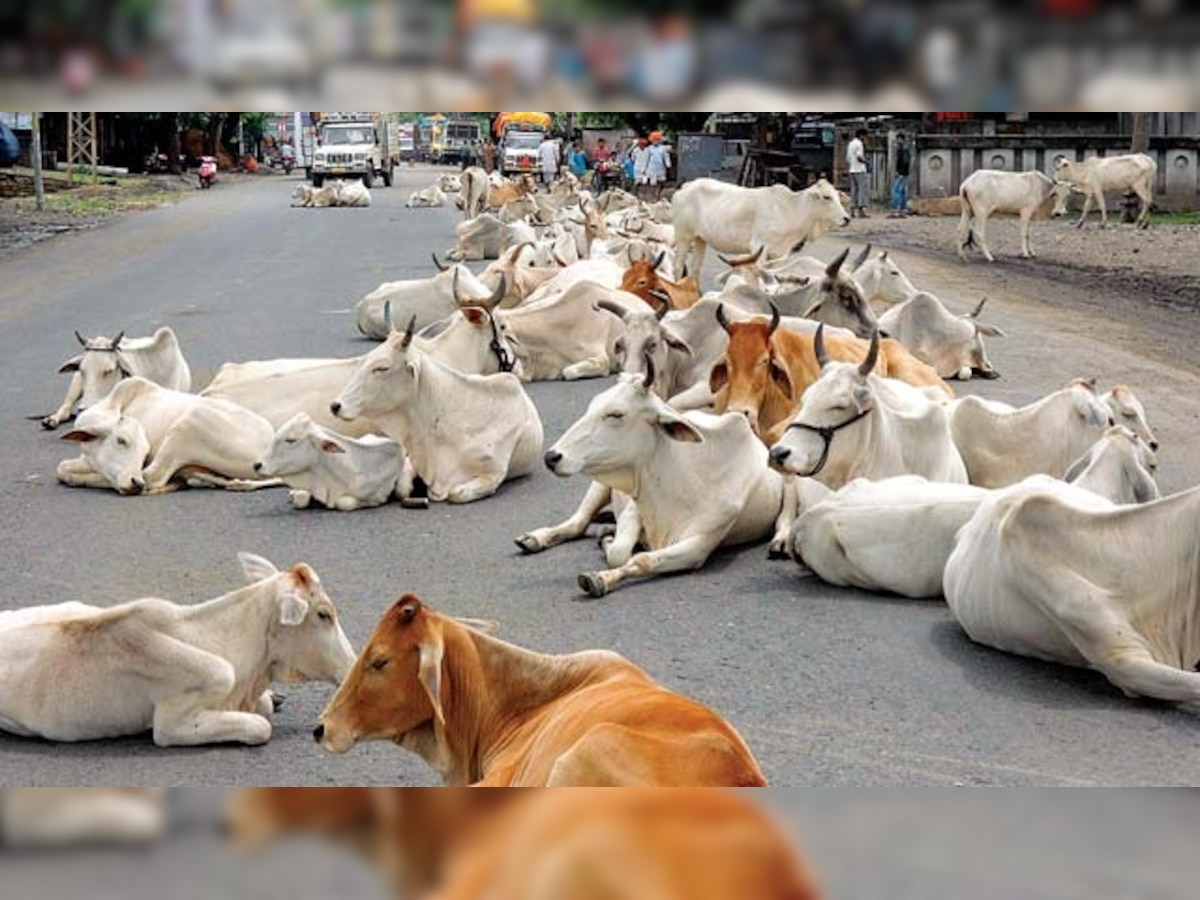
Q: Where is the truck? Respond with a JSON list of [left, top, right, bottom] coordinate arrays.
[[441, 118, 482, 166], [495, 111, 552, 177], [310, 112, 396, 189], [396, 123, 416, 162]]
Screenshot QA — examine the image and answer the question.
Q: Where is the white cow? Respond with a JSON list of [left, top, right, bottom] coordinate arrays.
[[1102, 384, 1158, 449], [791, 427, 1159, 599], [943, 480, 1200, 703], [950, 382, 1113, 488], [853, 249, 920, 309], [43, 327, 191, 430], [878, 294, 1004, 380], [672, 177, 850, 277], [1053, 153, 1156, 228], [457, 166, 489, 219], [330, 179, 371, 207], [515, 368, 784, 597], [354, 266, 503, 339], [57, 377, 277, 495], [0, 553, 355, 745], [957, 169, 1070, 262], [291, 184, 335, 207], [448, 213, 518, 261], [768, 327, 968, 489], [1, 789, 168, 847], [406, 183, 448, 208], [331, 318, 543, 503], [255, 413, 413, 511]]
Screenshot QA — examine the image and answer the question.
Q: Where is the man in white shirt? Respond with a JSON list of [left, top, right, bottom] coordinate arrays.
[[537, 135, 561, 190], [631, 136, 651, 199], [847, 127, 870, 218]]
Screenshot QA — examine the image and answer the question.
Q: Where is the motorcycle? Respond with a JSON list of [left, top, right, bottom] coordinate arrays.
[[198, 156, 218, 189], [143, 151, 184, 174]]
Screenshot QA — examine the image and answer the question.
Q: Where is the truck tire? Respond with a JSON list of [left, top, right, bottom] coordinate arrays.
[[382, 164, 393, 187], [312, 174, 324, 188], [362, 168, 374, 189]]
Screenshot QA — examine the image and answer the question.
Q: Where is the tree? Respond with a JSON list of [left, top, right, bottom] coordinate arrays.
[[615, 113, 711, 136]]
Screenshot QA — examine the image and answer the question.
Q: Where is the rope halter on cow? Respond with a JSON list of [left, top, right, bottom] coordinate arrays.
[[784, 407, 873, 477]]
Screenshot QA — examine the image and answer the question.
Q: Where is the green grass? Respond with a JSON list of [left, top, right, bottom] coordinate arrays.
[[1149, 211, 1200, 225]]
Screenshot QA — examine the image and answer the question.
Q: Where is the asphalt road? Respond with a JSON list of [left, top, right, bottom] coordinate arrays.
[[2, 166, 1198, 787]]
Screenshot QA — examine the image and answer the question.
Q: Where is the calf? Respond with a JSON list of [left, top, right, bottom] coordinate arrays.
[[877, 293, 1004, 380], [516, 367, 784, 597], [768, 327, 968, 490], [316, 595, 767, 785], [0, 554, 354, 745], [255, 413, 412, 511], [57, 377, 277, 495], [957, 169, 1070, 262], [619, 252, 701, 311], [406, 183, 447, 208], [1053, 153, 1156, 228], [43, 327, 191, 430]]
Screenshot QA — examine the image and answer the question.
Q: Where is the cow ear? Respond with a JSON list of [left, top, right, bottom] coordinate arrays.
[[58, 355, 83, 374], [61, 428, 98, 443], [663, 331, 692, 356], [708, 362, 728, 394], [656, 411, 703, 443], [279, 589, 310, 627], [461, 307, 486, 325], [418, 636, 446, 726], [1062, 452, 1089, 484], [238, 552, 278, 585], [976, 324, 1005, 337], [769, 357, 794, 397], [320, 439, 346, 455]]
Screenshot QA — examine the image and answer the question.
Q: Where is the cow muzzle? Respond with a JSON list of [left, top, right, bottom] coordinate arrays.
[[120, 477, 146, 496], [543, 449, 563, 473]]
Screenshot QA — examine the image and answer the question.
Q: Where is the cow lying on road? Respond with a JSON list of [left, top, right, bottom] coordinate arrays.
[[315, 595, 767, 785], [0, 554, 355, 745]]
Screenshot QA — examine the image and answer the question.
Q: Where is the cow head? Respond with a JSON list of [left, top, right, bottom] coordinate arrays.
[[1050, 173, 1076, 217], [767, 326, 879, 486], [332, 314, 420, 422], [1103, 385, 1158, 450], [799, 248, 880, 339], [708, 303, 791, 437], [800, 178, 852, 233], [239, 552, 356, 687], [61, 412, 151, 495], [256, 413, 343, 478], [544, 370, 702, 481], [421, 304, 521, 377], [598, 301, 689, 398], [619, 251, 670, 308], [59, 331, 134, 413], [315, 595, 451, 756], [1063, 425, 1160, 505], [1063, 379, 1115, 429], [853, 250, 918, 308]]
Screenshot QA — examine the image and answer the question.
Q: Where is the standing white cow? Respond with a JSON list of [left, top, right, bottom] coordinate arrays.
[[767, 327, 968, 489], [42, 328, 191, 430], [957, 169, 1070, 262], [943, 480, 1200, 703], [458, 166, 489, 219], [331, 317, 543, 503], [950, 382, 1113, 488], [877, 294, 1004, 380], [0, 553, 355, 745], [672, 177, 850, 277], [1053, 153, 1156, 228], [255, 413, 414, 511], [57, 377, 277, 495], [515, 366, 784, 597]]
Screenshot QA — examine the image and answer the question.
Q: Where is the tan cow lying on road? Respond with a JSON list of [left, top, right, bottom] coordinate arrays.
[[316, 595, 767, 786], [0, 554, 355, 745], [226, 788, 820, 900]]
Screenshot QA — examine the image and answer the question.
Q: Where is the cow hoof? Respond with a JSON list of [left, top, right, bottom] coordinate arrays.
[[271, 693, 287, 712], [40, 417, 58, 430], [514, 534, 543, 554], [578, 572, 609, 598], [977, 369, 1001, 380], [768, 544, 789, 560], [400, 497, 429, 510]]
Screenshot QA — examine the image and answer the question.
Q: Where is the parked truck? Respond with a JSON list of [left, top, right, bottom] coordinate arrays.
[[495, 111, 552, 177], [310, 112, 396, 189], [441, 118, 482, 166]]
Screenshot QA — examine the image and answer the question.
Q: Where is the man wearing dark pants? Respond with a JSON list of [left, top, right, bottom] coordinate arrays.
[[889, 133, 911, 217]]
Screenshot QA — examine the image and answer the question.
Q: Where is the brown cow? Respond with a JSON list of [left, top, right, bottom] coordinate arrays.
[[486, 174, 536, 211], [226, 788, 821, 900], [710, 303, 953, 446], [620, 251, 703, 311], [315, 595, 767, 787]]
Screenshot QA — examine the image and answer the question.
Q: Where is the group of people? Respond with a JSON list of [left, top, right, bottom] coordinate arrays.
[[532, 132, 674, 199], [846, 126, 912, 218]]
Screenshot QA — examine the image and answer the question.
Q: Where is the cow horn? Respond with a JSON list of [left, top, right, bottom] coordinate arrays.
[[74, 330, 87, 347], [851, 243, 871, 270], [485, 275, 507, 310], [452, 268, 463, 304], [858, 328, 880, 377], [595, 300, 628, 321], [813, 323, 830, 369], [642, 351, 656, 391], [826, 247, 850, 278], [625, 244, 634, 264], [400, 314, 417, 349], [767, 301, 780, 337], [789, 238, 806, 255], [383, 299, 394, 331], [110, 331, 124, 350], [648, 290, 672, 319], [651, 249, 666, 271], [431, 252, 448, 271], [717, 246, 764, 268], [715, 302, 731, 334], [680, 261, 689, 279], [509, 241, 534, 264], [968, 296, 988, 318]]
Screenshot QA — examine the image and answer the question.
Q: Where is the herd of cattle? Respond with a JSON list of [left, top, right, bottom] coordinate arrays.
[[3, 154, 1195, 789]]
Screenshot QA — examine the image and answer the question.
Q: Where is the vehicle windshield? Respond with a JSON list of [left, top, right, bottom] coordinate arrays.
[[505, 132, 542, 150], [323, 127, 370, 145]]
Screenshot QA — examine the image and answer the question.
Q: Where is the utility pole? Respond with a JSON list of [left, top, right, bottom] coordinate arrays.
[[30, 112, 45, 210]]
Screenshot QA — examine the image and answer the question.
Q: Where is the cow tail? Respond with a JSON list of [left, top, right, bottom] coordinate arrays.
[[959, 184, 977, 250]]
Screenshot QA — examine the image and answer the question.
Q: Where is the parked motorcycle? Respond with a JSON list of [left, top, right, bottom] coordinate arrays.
[[143, 151, 184, 174], [198, 156, 218, 189]]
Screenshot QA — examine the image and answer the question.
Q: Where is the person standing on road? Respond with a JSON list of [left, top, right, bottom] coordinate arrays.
[[847, 127, 870, 218], [538, 133, 561, 190], [631, 135, 651, 199], [645, 131, 671, 201], [889, 133, 911, 217]]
